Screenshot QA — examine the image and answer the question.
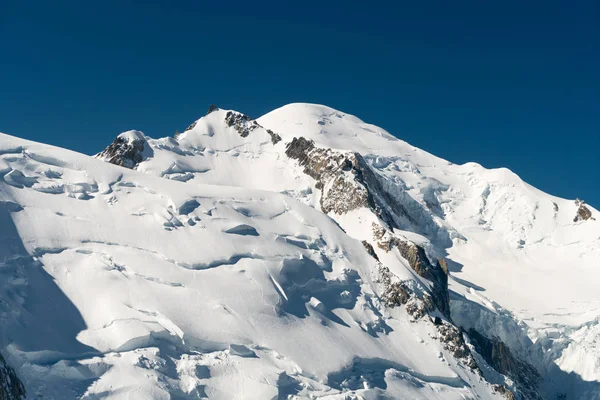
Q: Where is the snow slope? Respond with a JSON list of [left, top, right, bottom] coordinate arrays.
[[1, 132, 503, 399], [95, 103, 600, 399], [1, 102, 599, 399], [259, 103, 600, 325], [260, 104, 600, 398]]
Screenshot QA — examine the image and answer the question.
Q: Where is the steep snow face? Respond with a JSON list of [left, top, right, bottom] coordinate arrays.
[[259, 103, 600, 316], [0, 133, 503, 399], [260, 104, 600, 395]]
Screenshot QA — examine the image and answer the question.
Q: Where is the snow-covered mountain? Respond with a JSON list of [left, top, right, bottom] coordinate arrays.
[[0, 103, 598, 399]]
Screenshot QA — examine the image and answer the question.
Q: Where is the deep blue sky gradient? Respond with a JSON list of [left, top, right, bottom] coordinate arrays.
[[1, 1, 598, 205]]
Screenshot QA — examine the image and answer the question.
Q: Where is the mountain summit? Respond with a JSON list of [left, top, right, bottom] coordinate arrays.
[[0, 103, 598, 399]]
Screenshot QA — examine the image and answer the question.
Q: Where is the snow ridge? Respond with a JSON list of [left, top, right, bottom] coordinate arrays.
[[0, 102, 598, 399]]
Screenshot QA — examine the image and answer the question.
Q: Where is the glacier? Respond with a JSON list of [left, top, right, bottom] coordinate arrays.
[[0, 103, 598, 399]]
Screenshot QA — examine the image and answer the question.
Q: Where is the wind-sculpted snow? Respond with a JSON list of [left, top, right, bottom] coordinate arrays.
[[259, 103, 600, 399], [2, 102, 600, 399], [84, 102, 600, 399], [0, 132, 504, 399]]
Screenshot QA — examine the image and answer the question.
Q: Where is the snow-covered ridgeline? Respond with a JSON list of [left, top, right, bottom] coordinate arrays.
[[0, 102, 597, 399]]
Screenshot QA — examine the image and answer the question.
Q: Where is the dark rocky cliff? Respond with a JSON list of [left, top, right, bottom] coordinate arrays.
[[0, 354, 25, 400]]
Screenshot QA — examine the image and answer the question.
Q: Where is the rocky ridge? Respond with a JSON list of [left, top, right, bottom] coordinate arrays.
[[224, 110, 282, 144]]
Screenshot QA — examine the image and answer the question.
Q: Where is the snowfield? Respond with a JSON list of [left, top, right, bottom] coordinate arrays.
[[0, 103, 598, 399]]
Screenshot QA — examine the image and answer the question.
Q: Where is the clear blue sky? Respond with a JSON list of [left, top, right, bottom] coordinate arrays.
[[1, 1, 598, 206]]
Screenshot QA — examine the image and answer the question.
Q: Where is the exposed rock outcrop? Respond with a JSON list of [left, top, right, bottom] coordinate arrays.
[[361, 240, 379, 262], [375, 263, 426, 316], [184, 120, 198, 133], [225, 111, 258, 138], [285, 137, 372, 214], [468, 328, 542, 400], [437, 322, 479, 372], [207, 104, 219, 114], [0, 353, 25, 399], [95, 131, 150, 169], [372, 223, 451, 319], [265, 129, 282, 145], [183, 106, 281, 145], [284, 137, 448, 245], [493, 384, 516, 400], [285, 136, 413, 220], [224, 111, 281, 144], [375, 262, 479, 372], [574, 199, 594, 222]]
